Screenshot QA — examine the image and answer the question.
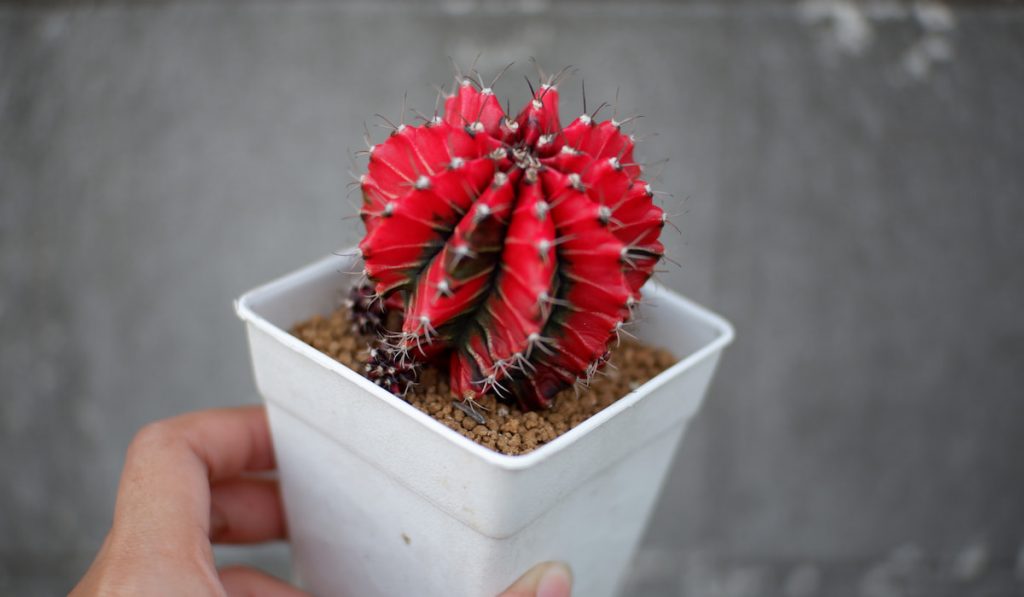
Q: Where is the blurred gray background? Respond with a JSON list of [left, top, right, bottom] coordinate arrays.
[[2, 1, 1023, 595]]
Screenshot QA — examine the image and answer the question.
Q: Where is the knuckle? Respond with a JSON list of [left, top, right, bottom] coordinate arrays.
[[126, 419, 184, 460]]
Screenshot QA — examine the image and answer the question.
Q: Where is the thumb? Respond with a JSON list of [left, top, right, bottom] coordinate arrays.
[[219, 566, 309, 597], [498, 561, 573, 597]]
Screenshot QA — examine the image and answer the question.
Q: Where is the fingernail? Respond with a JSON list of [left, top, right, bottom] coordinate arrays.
[[536, 562, 572, 597]]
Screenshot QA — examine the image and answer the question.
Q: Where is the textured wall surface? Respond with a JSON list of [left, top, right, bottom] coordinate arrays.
[[2, 2, 1023, 595]]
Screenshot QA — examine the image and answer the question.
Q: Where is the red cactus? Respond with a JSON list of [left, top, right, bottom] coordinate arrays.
[[357, 68, 665, 410]]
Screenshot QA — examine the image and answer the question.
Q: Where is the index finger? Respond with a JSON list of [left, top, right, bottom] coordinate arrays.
[[110, 406, 276, 553]]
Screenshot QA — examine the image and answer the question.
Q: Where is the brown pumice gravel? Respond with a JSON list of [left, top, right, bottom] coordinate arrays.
[[292, 307, 676, 455]]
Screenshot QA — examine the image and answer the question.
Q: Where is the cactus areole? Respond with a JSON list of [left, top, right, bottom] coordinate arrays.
[[357, 70, 666, 411]]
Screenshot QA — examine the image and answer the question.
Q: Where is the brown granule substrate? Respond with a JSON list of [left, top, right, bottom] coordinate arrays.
[[292, 308, 676, 455]]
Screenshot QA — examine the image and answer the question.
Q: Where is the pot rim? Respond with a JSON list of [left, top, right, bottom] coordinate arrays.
[[236, 252, 734, 471]]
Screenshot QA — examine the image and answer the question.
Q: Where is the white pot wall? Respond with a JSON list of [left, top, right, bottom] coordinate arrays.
[[237, 253, 733, 597]]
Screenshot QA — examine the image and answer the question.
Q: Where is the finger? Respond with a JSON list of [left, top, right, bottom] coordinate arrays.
[[210, 478, 287, 544], [219, 566, 309, 597], [162, 405, 277, 481], [111, 406, 275, 552], [498, 562, 573, 597]]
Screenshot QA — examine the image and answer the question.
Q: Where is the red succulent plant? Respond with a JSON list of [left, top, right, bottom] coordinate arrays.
[[355, 66, 666, 410]]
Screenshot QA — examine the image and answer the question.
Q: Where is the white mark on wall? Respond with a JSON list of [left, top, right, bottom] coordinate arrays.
[[441, 0, 476, 16], [951, 541, 989, 581], [515, 0, 550, 15], [442, 0, 549, 16], [860, 569, 902, 597], [889, 543, 926, 575], [681, 554, 769, 597], [715, 567, 768, 597], [862, 1, 910, 21], [900, 2, 957, 80], [798, 0, 957, 82], [798, 0, 875, 56], [901, 34, 953, 79], [37, 12, 69, 43], [913, 1, 955, 32], [859, 543, 924, 597], [783, 564, 822, 597]]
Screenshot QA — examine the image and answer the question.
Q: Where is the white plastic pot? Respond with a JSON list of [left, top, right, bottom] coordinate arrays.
[[236, 252, 733, 597]]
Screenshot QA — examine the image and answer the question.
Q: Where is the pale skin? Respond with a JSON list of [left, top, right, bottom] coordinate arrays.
[[71, 406, 572, 597]]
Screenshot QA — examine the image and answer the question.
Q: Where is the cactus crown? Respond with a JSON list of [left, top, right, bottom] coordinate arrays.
[[356, 64, 666, 410]]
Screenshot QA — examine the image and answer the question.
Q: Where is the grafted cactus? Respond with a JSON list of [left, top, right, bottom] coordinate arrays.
[[356, 67, 665, 410]]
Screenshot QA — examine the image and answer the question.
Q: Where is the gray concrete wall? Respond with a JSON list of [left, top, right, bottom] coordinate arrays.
[[2, 2, 1022, 595]]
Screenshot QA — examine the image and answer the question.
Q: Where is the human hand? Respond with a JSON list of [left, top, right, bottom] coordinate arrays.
[[71, 405, 571, 596], [497, 561, 573, 597], [70, 406, 300, 596]]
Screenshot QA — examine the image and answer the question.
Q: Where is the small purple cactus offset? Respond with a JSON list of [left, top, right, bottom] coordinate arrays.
[[363, 343, 419, 396], [345, 283, 388, 337]]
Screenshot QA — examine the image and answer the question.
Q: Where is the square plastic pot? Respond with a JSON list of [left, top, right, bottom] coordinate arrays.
[[236, 252, 733, 597]]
